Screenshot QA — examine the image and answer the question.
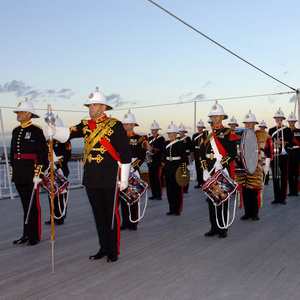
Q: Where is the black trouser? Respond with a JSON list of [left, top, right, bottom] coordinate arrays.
[[86, 187, 120, 254], [242, 186, 260, 217], [208, 198, 228, 234], [165, 172, 183, 213], [16, 183, 41, 241], [271, 156, 289, 202], [120, 199, 138, 228], [148, 163, 162, 198], [47, 193, 67, 220], [288, 160, 299, 194], [195, 155, 204, 186]]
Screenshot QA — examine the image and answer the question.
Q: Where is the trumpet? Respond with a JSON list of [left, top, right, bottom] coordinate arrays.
[[273, 123, 288, 180]]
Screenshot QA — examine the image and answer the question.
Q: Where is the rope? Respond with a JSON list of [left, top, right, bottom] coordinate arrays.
[[147, 0, 297, 92]]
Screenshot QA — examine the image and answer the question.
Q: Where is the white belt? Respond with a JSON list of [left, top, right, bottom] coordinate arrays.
[[166, 156, 181, 161], [195, 146, 200, 149], [291, 146, 299, 149]]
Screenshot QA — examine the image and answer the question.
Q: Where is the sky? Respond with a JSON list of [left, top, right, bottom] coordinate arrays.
[[0, 0, 299, 148]]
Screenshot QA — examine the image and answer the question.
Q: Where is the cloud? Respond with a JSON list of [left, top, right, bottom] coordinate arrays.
[[0, 80, 76, 102], [106, 93, 138, 108]]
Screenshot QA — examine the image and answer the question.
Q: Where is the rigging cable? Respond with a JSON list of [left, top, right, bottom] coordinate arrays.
[[147, 0, 297, 92]]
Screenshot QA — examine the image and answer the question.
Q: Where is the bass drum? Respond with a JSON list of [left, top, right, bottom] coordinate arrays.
[[235, 127, 259, 175]]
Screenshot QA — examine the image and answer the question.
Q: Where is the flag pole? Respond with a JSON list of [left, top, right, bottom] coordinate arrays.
[[44, 104, 56, 275]]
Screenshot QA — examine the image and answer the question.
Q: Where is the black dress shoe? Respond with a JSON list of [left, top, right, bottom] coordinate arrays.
[[174, 212, 181, 216], [194, 185, 201, 189], [149, 196, 156, 200], [240, 215, 249, 220], [89, 249, 107, 260], [129, 224, 137, 231], [252, 215, 260, 221], [55, 219, 64, 225], [204, 230, 217, 237], [281, 200, 286, 205], [166, 212, 174, 215], [45, 220, 51, 225], [156, 197, 162, 200], [271, 200, 280, 204], [287, 193, 293, 196], [120, 225, 128, 230], [184, 190, 188, 194], [107, 252, 118, 262], [28, 238, 40, 246], [13, 236, 28, 244], [219, 232, 227, 238]]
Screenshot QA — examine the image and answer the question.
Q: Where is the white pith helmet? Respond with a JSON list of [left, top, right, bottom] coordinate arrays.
[[55, 115, 64, 127], [84, 87, 113, 110], [258, 120, 267, 128], [228, 116, 239, 126], [122, 110, 139, 126], [13, 98, 40, 118], [243, 110, 258, 124], [166, 121, 179, 133], [178, 123, 188, 133], [150, 120, 161, 130], [208, 101, 228, 119], [273, 108, 285, 119], [196, 119, 206, 128], [287, 112, 298, 122]]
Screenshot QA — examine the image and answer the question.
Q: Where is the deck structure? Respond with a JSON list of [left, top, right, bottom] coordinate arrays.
[[0, 181, 299, 299]]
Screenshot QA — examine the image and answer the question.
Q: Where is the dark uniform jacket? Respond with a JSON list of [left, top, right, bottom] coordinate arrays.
[[289, 128, 300, 162], [179, 135, 193, 160], [148, 134, 165, 167], [199, 125, 237, 177], [10, 121, 48, 184], [268, 125, 293, 156], [162, 139, 188, 175], [127, 132, 147, 172], [69, 115, 131, 188], [192, 132, 204, 159]]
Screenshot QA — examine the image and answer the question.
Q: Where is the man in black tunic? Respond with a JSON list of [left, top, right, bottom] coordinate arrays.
[[46, 88, 131, 262], [11, 98, 48, 246]]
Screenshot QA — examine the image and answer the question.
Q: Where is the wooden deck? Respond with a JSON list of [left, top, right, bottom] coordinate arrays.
[[0, 180, 299, 300]]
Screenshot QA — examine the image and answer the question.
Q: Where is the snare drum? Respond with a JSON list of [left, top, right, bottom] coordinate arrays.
[[42, 169, 69, 197], [201, 169, 238, 206], [119, 172, 148, 205], [235, 127, 259, 175]]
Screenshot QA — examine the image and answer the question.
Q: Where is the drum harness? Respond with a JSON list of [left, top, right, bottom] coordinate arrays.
[[205, 129, 238, 229]]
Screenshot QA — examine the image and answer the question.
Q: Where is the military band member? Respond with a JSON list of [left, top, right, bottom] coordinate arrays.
[[268, 109, 293, 205], [258, 120, 270, 185], [162, 122, 188, 215], [228, 116, 239, 130], [121, 111, 148, 231], [147, 121, 165, 200], [46, 87, 131, 262], [11, 98, 48, 246], [199, 102, 237, 238], [192, 120, 206, 188], [236, 111, 273, 221], [286, 112, 300, 196], [45, 117, 71, 225], [178, 123, 193, 193]]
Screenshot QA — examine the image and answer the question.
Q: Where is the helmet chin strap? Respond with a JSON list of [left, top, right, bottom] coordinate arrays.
[[18, 112, 30, 122], [90, 104, 105, 119]]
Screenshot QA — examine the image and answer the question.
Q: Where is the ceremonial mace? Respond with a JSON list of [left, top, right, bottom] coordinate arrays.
[[44, 104, 56, 275]]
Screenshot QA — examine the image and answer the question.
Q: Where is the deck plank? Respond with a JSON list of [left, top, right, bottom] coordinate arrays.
[[0, 181, 299, 300]]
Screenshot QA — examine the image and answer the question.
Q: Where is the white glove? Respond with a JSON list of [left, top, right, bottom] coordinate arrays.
[[52, 151, 63, 163], [119, 163, 131, 191], [203, 170, 210, 182], [45, 125, 57, 137], [214, 161, 223, 171], [33, 177, 42, 189], [264, 158, 271, 175]]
